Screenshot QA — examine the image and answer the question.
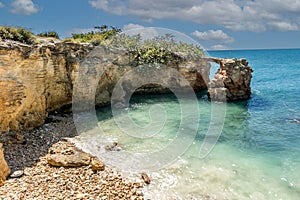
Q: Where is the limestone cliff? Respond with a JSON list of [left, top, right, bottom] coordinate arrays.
[[208, 58, 253, 101], [0, 40, 91, 132], [0, 40, 210, 132]]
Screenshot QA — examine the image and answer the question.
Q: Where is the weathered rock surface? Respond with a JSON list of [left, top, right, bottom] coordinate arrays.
[[46, 141, 105, 171], [0, 40, 91, 132], [0, 143, 10, 186], [208, 58, 253, 101], [0, 40, 210, 132]]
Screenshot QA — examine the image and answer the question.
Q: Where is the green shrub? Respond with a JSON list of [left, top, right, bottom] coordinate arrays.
[[0, 26, 35, 44], [109, 33, 204, 66], [37, 31, 59, 39], [70, 25, 121, 44]]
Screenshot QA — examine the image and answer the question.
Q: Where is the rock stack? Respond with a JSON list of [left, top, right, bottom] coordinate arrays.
[[208, 58, 253, 101]]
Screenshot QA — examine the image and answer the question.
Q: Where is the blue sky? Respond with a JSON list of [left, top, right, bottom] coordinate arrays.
[[1, 0, 300, 50]]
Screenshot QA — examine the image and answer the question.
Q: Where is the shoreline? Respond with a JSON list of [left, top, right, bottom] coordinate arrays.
[[0, 113, 145, 199]]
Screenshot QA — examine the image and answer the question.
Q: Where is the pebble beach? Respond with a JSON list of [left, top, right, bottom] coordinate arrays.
[[0, 113, 145, 200]]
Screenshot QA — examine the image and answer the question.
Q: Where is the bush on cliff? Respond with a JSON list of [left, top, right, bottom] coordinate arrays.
[[37, 31, 59, 39], [109, 33, 205, 65], [0, 26, 35, 44], [70, 25, 121, 44]]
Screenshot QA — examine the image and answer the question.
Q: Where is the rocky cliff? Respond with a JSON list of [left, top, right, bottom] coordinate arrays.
[[0, 40, 210, 132]]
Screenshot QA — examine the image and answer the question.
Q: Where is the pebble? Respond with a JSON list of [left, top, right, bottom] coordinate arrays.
[[9, 170, 24, 178]]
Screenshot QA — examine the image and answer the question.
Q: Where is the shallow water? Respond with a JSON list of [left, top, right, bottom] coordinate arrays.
[[79, 49, 300, 199]]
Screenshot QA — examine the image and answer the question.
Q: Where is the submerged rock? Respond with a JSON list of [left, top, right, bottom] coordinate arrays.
[[104, 142, 122, 151]]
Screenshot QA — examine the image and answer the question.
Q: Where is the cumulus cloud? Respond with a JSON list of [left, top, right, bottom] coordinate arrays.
[[0, 2, 4, 8], [10, 0, 39, 15], [192, 30, 234, 43], [89, 0, 300, 32]]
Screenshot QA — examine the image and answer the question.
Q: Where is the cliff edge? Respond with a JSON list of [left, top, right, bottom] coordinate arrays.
[[0, 40, 210, 132]]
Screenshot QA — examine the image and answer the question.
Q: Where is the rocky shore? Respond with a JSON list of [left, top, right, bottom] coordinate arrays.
[[0, 38, 253, 199], [0, 113, 146, 199]]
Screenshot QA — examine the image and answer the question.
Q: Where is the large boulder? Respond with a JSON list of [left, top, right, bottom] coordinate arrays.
[[0, 143, 10, 186], [46, 141, 105, 171]]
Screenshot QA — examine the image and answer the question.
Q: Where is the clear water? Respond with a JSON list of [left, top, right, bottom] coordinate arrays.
[[86, 49, 300, 199]]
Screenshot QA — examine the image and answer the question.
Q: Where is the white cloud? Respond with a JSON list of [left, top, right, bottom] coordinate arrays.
[[268, 21, 299, 31], [210, 44, 230, 50], [122, 23, 158, 40], [192, 30, 234, 43], [0, 2, 4, 8], [89, 0, 300, 32], [123, 23, 145, 32], [10, 0, 39, 15]]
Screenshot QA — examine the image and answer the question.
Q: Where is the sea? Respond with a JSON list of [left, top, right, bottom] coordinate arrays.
[[78, 49, 300, 199]]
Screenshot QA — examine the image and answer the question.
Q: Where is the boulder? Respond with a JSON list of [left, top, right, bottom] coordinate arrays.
[[46, 141, 105, 171]]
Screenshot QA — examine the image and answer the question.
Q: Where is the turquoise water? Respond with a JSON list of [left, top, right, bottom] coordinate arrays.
[[87, 49, 300, 199]]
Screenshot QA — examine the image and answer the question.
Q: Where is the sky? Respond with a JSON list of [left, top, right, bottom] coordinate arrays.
[[0, 0, 300, 50]]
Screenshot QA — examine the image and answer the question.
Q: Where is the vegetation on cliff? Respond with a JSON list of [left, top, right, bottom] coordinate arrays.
[[109, 33, 204, 65], [0, 26, 35, 44], [69, 25, 121, 44], [0, 25, 205, 65], [37, 31, 60, 39]]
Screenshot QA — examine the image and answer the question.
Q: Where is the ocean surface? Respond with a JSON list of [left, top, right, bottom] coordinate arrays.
[[81, 49, 300, 199]]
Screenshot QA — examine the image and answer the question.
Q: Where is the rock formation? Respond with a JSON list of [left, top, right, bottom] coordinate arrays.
[[0, 40, 210, 132], [46, 141, 105, 171], [208, 58, 253, 101], [0, 40, 253, 186], [0, 143, 10, 186]]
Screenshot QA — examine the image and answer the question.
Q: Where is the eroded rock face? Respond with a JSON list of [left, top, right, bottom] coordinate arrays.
[[0, 143, 10, 186], [0, 41, 210, 132], [0, 41, 91, 132], [208, 58, 253, 101]]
